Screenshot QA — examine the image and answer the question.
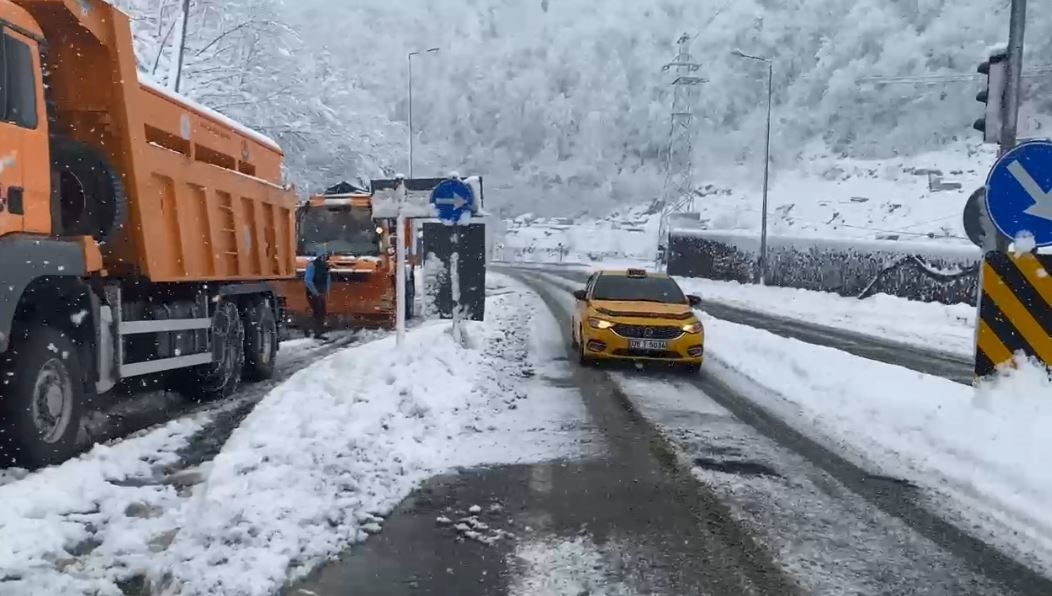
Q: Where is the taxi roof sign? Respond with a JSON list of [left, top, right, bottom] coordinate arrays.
[[626, 268, 648, 278]]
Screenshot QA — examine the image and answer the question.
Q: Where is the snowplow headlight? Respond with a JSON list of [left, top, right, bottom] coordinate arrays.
[[376, 226, 384, 235]]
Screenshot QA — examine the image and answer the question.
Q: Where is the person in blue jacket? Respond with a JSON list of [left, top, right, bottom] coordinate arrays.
[[304, 252, 331, 339]]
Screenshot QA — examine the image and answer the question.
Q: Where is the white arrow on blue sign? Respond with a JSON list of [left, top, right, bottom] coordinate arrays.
[[430, 178, 475, 225], [987, 140, 1052, 247]]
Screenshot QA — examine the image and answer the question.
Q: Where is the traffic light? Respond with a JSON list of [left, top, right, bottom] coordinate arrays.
[[974, 48, 1008, 144]]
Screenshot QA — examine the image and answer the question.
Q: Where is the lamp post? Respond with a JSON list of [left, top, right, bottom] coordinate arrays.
[[732, 49, 773, 285], [407, 47, 440, 178]]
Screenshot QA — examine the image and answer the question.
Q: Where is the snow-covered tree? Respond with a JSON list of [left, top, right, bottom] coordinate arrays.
[[110, 0, 1052, 215]]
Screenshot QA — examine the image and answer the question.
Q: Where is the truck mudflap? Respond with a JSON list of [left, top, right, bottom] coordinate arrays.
[[0, 235, 89, 352]]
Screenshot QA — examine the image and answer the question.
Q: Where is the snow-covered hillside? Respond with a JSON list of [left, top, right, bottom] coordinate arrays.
[[501, 142, 992, 263], [111, 0, 1048, 218]]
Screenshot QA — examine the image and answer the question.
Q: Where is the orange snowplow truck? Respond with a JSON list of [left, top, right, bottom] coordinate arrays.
[[0, 0, 297, 467], [278, 190, 413, 330]]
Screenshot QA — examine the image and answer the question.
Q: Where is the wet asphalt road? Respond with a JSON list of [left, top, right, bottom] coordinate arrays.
[[517, 269, 1052, 596], [289, 275, 799, 595]]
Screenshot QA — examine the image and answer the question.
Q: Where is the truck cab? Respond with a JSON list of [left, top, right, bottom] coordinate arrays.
[[280, 191, 413, 330]]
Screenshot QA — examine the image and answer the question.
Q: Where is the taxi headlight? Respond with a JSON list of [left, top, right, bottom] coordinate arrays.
[[682, 322, 702, 334], [588, 317, 615, 330]]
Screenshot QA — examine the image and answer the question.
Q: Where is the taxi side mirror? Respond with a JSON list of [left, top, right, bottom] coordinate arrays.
[[572, 289, 587, 301], [687, 294, 702, 307]]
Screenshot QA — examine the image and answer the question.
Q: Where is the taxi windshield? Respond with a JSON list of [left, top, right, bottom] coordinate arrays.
[[592, 275, 686, 304]]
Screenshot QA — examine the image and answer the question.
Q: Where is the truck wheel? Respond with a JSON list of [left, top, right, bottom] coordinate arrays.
[[242, 299, 277, 382], [51, 138, 127, 243], [0, 326, 84, 468], [195, 301, 244, 400]]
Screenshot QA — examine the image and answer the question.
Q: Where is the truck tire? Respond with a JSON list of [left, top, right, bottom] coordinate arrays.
[[0, 326, 84, 468], [194, 301, 244, 400], [51, 137, 127, 244], [242, 299, 277, 382]]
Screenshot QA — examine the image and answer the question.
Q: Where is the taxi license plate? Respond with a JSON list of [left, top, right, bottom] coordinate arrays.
[[629, 339, 668, 351]]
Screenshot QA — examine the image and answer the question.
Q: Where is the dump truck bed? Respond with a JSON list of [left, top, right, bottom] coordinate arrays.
[[117, 81, 296, 282], [17, 0, 297, 283]]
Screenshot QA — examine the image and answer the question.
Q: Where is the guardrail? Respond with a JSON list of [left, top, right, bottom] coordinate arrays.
[[668, 228, 981, 305]]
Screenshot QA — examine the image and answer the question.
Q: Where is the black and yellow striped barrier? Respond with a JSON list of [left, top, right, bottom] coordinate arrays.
[[976, 251, 1052, 377]]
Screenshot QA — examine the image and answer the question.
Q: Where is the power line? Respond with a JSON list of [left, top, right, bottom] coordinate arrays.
[[857, 65, 1052, 86]]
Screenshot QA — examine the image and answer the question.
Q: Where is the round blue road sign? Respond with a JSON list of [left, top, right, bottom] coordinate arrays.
[[986, 140, 1052, 247], [430, 178, 475, 225]]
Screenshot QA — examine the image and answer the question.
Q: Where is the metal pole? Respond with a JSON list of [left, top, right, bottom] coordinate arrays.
[[408, 53, 415, 178], [395, 212, 407, 347], [450, 227, 463, 345], [170, 0, 191, 92], [1002, 0, 1027, 152], [759, 61, 772, 286]]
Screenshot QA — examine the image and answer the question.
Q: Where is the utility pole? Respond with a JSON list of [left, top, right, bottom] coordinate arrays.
[[1002, 0, 1027, 153], [732, 49, 774, 285], [170, 0, 191, 92], [407, 48, 440, 178], [657, 34, 704, 262]]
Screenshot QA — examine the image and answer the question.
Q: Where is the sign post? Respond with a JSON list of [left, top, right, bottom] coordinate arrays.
[[430, 178, 475, 346], [395, 178, 408, 347]]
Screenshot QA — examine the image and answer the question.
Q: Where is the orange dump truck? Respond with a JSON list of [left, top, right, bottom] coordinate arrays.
[[0, 0, 297, 466], [278, 189, 413, 331]]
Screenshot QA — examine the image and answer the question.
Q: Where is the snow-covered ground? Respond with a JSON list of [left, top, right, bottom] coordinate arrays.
[[0, 274, 597, 595], [676, 277, 976, 357], [702, 314, 1052, 574], [0, 416, 206, 595]]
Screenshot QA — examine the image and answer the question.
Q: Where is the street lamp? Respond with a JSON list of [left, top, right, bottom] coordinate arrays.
[[732, 49, 773, 286], [408, 47, 440, 178]]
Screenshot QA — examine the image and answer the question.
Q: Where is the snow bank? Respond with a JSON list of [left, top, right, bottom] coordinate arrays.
[[0, 418, 204, 596], [676, 277, 975, 357], [704, 315, 1052, 566], [150, 324, 480, 594], [148, 275, 594, 595]]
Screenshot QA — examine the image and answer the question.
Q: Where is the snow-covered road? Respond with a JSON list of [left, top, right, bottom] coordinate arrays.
[[514, 265, 1052, 595], [7, 265, 1050, 595]]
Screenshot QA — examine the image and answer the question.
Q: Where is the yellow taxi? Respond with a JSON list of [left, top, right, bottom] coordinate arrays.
[[570, 269, 704, 371]]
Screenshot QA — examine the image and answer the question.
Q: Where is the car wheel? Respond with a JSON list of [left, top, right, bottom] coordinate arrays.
[[577, 326, 593, 367], [680, 362, 702, 375]]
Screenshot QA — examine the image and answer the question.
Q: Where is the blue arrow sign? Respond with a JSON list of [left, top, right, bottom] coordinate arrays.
[[986, 140, 1052, 247], [430, 178, 475, 225]]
